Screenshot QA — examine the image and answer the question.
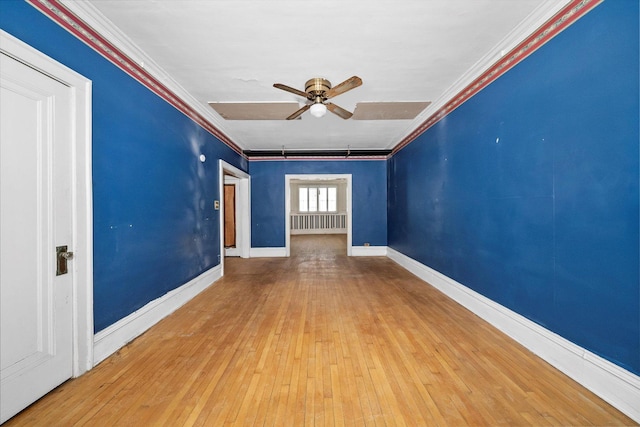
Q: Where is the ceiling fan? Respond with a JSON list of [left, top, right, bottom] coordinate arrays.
[[208, 75, 431, 121], [273, 76, 362, 120]]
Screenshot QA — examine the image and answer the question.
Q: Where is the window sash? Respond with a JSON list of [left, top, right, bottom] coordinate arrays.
[[298, 186, 338, 213], [299, 187, 308, 212]]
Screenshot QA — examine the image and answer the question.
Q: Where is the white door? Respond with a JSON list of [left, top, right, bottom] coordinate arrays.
[[0, 52, 74, 423]]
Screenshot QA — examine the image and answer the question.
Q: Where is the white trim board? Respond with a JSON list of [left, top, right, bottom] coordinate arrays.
[[0, 30, 94, 378], [351, 246, 388, 257], [250, 247, 287, 258], [386, 247, 640, 423], [249, 245, 387, 258], [93, 265, 222, 366]]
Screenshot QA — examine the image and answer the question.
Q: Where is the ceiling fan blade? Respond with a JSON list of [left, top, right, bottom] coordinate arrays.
[[274, 83, 309, 99], [286, 104, 311, 120], [326, 102, 353, 119], [324, 76, 362, 99]]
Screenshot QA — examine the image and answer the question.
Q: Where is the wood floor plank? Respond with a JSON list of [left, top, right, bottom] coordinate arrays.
[[4, 234, 636, 426]]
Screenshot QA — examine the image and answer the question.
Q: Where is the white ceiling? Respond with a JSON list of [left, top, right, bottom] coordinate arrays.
[[73, 0, 568, 153]]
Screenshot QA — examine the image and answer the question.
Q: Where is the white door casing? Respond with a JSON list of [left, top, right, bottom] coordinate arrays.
[[218, 160, 250, 275], [224, 176, 240, 257], [285, 174, 353, 257], [0, 31, 93, 423]]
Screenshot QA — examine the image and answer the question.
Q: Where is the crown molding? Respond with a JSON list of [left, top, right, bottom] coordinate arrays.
[[27, 0, 600, 158], [390, 0, 602, 153], [390, 0, 570, 150], [29, 0, 245, 155]]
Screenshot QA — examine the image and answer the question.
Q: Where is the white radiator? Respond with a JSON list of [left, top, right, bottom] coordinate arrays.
[[290, 212, 347, 235]]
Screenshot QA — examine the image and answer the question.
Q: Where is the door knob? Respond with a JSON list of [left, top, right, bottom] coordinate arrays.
[[56, 246, 73, 275]]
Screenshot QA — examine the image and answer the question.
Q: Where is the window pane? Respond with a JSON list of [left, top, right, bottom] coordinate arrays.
[[318, 187, 327, 212], [328, 187, 337, 211], [308, 187, 318, 212], [299, 187, 308, 212]]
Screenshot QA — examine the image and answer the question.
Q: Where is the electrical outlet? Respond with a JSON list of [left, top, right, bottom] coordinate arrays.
[[214, 200, 220, 210]]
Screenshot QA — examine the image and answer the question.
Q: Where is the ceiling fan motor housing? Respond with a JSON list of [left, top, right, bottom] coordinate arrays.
[[305, 78, 331, 101]]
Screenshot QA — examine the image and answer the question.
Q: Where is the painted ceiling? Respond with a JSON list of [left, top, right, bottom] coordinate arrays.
[[62, 0, 571, 155]]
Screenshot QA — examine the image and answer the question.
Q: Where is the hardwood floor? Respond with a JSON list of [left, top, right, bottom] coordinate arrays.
[[6, 235, 635, 426]]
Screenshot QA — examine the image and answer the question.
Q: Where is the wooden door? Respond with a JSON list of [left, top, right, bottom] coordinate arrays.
[[224, 184, 236, 248], [0, 52, 74, 422]]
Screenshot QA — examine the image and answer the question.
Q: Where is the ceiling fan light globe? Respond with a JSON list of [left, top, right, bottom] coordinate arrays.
[[310, 103, 327, 118]]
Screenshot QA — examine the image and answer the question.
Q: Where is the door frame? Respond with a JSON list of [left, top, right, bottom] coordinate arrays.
[[223, 177, 240, 257], [1, 30, 94, 376], [218, 160, 250, 274], [285, 174, 353, 257]]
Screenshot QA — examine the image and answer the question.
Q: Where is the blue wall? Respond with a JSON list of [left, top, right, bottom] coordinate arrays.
[[388, 1, 639, 374], [3, 0, 638, 378], [1, 1, 246, 332], [250, 160, 387, 247]]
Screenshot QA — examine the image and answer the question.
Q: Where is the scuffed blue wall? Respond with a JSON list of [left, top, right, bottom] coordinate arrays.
[[1, 1, 246, 332], [250, 160, 387, 248], [388, 1, 639, 374], [4, 0, 638, 378]]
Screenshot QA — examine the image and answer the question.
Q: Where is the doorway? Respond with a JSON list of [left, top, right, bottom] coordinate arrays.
[[218, 160, 250, 274], [285, 174, 352, 257], [224, 177, 239, 256], [0, 31, 93, 423]]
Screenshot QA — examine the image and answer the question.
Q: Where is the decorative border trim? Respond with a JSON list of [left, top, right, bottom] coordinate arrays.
[[249, 247, 288, 258], [387, 247, 640, 423], [26, 0, 599, 158], [248, 156, 390, 161], [392, 0, 603, 154], [26, 0, 243, 156], [93, 265, 222, 366], [351, 246, 388, 257], [244, 149, 392, 160]]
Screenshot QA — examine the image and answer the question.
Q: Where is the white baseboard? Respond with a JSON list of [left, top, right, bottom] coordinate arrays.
[[387, 247, 640, 423], [93, 265, 222, 366], [225, 247, 240, 257], [351, 245, 388, 257], [249, 247, 287, 257]]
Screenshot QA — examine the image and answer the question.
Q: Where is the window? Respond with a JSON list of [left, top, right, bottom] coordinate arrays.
[[328, 187, 337, 211], [299, 187, 308, 212], [299, 186, 337, 212]]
